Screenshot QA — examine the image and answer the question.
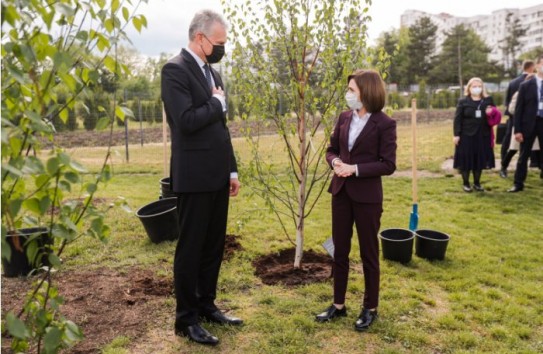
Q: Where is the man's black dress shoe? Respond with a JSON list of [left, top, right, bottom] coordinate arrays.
[[507, 185, 523, 193], [354, 308, 378, 331], [499, 169, 507, 178], [201, 310, 243, 326], [315, 305, 347, 322], [175, 324, 219, 346]]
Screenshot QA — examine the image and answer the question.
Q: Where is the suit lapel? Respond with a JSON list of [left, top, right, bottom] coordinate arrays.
[[181, 49, 211, 95], [351, 112, 378, 151], [341, 111, 353, 153]]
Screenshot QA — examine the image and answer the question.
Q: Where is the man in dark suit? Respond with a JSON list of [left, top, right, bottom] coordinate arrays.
[[508, 55, 543, 192], [161, 10, 242, 346], [500, 60, 535, 178]]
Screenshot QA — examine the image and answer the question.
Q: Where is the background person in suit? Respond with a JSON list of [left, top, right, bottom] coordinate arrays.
[[453, 77, 495, 192], [316, 70, 397, 332], [504, 74, 540, 176], [161, 9, 242, 346], [508, 55, 543, 192], [500, 60, 535, 178]]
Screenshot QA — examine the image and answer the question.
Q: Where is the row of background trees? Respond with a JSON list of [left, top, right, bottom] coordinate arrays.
[[376, 14, 542, 89], [52, 14, 543, 132]]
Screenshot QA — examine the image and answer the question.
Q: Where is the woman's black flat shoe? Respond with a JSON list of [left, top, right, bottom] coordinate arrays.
[[354, 308, 378, 331], [315, 305, 347, 322]]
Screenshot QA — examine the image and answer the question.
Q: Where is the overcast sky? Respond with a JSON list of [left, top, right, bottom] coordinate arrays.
[[125, 0, 543, 57]]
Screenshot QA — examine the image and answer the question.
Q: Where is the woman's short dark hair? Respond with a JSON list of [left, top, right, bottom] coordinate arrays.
[[348, 69, 386, 113]]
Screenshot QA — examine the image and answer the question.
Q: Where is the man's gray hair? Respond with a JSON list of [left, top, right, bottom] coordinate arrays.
[[188, 10, 227, 41]]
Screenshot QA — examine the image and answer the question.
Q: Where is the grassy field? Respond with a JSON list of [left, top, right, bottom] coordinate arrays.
[[55, 120, 543, 353]]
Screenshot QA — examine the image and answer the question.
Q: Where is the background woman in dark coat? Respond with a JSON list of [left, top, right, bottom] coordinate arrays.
[[453, 77, 495, 192]]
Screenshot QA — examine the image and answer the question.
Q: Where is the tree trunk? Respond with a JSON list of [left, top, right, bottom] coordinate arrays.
[[294, 171, 307, 268], [294, 94, 307, 269]]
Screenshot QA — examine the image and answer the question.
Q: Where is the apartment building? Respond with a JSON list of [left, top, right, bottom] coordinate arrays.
[[400, 4, 543, 69]]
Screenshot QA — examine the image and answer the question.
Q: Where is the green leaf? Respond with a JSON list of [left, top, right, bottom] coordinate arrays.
[[122, 7, 129, 21], [99, 164, 112, 182], [111, 0, 120, 12], [6, 312, 30, 339], [52, 224, 75, 241], [121, 106, 134, 119], [95, 116, 111, 130], [69, 160, 87, 173], [7, 64, 28, 85], [8, 198, 23, 217], [46, 157, 60, 175], [53, 52, 73, 71], [3, 5, 20, 27], [75, 30, 88, 42], [96, 33, 110, 52], [64, 171, 79, 183], [48, 253, 62, 267], [39, 196, 51, 214], [2, 163, 23, 177], [64, 320, 83, 343], [53, 2, 76, 17], [59, 180, 71, 192], [23, 198, 42, 214], [2, 238, 12, 262], [103, 55, 117, 73], [44, 327, 62, 353], [132, 16, 142, 32], [104, 18, 114, 33], [26, 239, 40, 267], [115, 106, 125, 122], [58, 152, 71, 165], [58, 107, 69, 123], [86, 183, 97, 194], [139, 15, 148, 28]]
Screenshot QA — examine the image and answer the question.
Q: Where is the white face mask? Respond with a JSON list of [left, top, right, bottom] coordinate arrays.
[[471, 87, 482, 96], [345, 91, 363, 110]]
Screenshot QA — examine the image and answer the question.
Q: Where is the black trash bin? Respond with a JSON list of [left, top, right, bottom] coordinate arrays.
[[379, 228, 414, 263], [415, 229, 450, 260], [136, 197, 179, 243], [2, 227, 52, 277], [159, 177, 177, 199]]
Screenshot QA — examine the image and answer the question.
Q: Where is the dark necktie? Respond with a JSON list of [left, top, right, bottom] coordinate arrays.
[[203, 64, 212, 89]]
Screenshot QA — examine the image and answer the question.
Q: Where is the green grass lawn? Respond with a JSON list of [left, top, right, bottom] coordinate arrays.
[[56, 121, 543, 353]]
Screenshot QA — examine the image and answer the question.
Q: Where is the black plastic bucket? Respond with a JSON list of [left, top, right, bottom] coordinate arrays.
[[415, 229, 450, 260], [136, 197, 179, 243], [2, 227, 52, 277], [160, 177, 176, 199], [379, 228, 414, 263]]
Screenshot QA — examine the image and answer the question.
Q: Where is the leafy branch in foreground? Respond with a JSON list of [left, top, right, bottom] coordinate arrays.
[[1, 0, 146, 352]]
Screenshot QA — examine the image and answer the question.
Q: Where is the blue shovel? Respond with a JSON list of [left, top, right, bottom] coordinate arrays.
[[409, 99, 419, 231]]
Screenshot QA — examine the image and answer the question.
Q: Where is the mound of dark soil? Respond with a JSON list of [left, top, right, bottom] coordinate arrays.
[[224, 234, 243, 261], [1, 268, 172, 354], [253, 248, 332, 287]]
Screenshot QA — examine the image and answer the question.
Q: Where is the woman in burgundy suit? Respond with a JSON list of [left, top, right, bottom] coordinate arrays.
[[316, 70, 397, 331]]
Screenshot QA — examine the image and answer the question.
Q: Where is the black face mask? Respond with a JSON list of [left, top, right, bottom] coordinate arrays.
[[206, 45, 225, 64], [203, 35, 225, 64]]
